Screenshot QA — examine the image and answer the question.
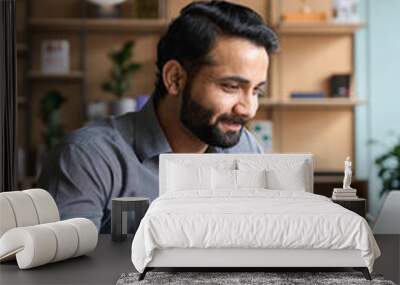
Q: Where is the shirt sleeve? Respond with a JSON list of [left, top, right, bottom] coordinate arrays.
[[37, 143, 111, 231]]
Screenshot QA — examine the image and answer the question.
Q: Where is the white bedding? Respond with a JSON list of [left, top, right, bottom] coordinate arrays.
[[131, 190, 380, 273]]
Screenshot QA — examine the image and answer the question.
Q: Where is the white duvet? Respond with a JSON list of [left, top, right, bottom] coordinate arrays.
[[131, 190, 380, 273]]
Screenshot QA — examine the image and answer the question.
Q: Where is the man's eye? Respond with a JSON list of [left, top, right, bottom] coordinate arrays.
[[221, 83, 239, 92], [254, 89, 266, 97]]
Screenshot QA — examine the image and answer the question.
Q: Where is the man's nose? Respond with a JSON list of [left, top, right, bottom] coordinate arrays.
[[233, 92, 256, 118]]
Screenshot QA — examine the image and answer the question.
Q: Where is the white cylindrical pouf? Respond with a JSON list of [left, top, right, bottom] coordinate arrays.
[[42, 221, 79, 262], [0, 196, 17, 237], [65, 218, 98, 257], [1, 192, 39, 227], [0, 218, 98, 269], [24, 189, 60, 224], [0, 226, 57, 269]]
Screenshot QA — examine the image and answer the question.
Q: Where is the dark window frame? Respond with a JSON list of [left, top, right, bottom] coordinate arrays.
[[0, 0, 17, 192]]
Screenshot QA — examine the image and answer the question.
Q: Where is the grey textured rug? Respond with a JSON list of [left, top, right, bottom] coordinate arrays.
[[116, 272, 396, 285]]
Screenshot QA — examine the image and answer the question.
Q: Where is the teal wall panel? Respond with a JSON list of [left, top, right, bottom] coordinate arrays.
[[355, 0, 400, 218]]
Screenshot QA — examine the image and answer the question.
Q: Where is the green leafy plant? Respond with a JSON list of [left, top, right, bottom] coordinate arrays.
[[371, 134, 400, 197], [40, 90, 66, 150], [102, 41, 141, 98]]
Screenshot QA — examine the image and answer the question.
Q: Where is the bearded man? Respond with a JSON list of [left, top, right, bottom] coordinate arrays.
[[38, 1, 278, 233]]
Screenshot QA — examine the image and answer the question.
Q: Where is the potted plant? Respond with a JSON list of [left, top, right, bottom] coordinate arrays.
[[37, 90, 66, 176], [40, 90, 66, 150], [102, 40, 141, 116], [372, 134, 400, 197]]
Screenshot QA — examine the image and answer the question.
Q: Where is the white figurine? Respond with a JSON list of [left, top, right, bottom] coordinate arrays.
[[343, 156, 353, 189]]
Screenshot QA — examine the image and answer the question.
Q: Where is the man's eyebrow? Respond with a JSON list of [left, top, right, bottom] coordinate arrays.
[[218, 76, 267, 87], [256, 81, 268, 88], [218, 76, 250, 84]]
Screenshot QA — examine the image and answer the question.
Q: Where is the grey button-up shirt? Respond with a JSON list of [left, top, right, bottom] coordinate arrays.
[[38, 97, 263, 233]]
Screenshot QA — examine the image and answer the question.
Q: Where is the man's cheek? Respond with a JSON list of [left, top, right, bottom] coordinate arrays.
[[249, 100, 259, 118], [205, 104, 226, 124], [209, 113, 223, 125]]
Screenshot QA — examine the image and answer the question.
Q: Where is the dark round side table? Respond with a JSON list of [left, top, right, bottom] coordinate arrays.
[[111, 197, 150, 242]]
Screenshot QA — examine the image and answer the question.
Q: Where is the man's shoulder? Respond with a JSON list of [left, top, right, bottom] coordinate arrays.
[[42, 113, 139, 173], [65, 119, 116, 148], [217, 128, 263, 154], [64, 112, 137, 149]]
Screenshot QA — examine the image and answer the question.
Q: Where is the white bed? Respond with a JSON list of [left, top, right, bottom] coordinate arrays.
[[131, 154, 380, 280]]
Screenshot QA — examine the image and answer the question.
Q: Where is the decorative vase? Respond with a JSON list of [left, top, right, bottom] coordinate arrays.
[[86, 1, 124, 18], [110, 98, 136, 116]]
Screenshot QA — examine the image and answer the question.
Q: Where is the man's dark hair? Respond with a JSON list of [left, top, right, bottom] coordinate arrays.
[[154, 0, 279, 101]]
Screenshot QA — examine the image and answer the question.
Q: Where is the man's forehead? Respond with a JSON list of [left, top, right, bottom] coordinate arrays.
[[208, 36, 268, 63], [201, 39, 269, 84]]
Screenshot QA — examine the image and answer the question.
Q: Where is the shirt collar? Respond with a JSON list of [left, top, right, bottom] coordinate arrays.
[[134, 96, 173, 161]]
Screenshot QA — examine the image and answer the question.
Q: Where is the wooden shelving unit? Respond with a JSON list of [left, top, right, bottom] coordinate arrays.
[[16, 0, 366, 182], [29, 18, 84, 31], [263, 0, 365, 172], [17, 0, 170, 183], [27, 70, 84, 80], [30, 18, 169, 33], [85, 18, 169, 32], [276, 21, 365, 35], [259, 97, 366, 108]]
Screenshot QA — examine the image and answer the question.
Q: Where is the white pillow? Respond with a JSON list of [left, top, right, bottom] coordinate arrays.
[[212, 169, 268, 191], [166, 162, 212, 191], [237, 159, 308, 191], [212, 169, 237, 190], [266, 167, 307, 191], [236, 169, 268, 189], [165, 158, 236, 171]]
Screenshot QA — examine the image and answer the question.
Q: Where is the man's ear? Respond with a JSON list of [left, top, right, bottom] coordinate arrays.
[[162, 60, 187, 97]]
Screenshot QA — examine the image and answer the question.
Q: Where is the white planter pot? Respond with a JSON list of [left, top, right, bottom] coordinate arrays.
[[110, 98, 136, 116], [87, 101, 108, 121]]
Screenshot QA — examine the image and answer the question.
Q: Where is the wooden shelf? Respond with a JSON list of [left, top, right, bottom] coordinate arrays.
[[86, 18, 169, 32], [28, 70, 84, 80], [29, 18, 169, 33], [259, 97, 366, 108], [30, 18, 83, 31], [257, 97, 279, 106], [276, 21, 365, 35]]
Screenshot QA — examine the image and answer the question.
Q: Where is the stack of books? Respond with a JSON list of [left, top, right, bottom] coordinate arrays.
[[332, 188, 357, 200]]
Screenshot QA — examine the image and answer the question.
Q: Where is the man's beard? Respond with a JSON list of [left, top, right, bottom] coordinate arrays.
[[179, 82, 248, 148]]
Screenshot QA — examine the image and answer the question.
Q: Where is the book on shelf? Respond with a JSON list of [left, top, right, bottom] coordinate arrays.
[[332, 194, 359, 200], [332, 192, 357, 197], [41, 40, 70, 74], [332, 187, 358, 199], [290, 92, 326, 99], [330, 74, 351, 97], [333, 188, 357, 193]]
